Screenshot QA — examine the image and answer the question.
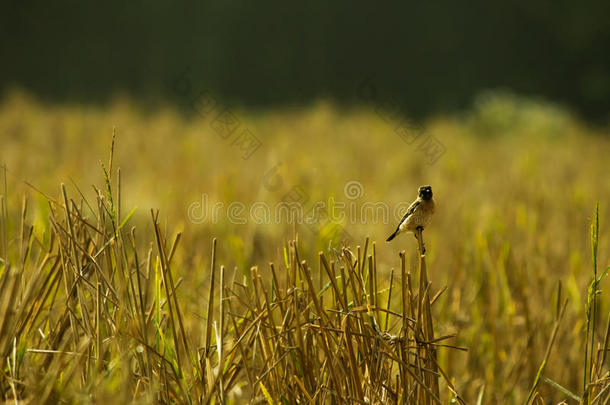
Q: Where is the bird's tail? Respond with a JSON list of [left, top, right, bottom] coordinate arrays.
[[386, 229, 399, 242]]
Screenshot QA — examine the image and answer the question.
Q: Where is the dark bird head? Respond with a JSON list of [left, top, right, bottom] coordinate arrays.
[[418, 185, 433, 200]]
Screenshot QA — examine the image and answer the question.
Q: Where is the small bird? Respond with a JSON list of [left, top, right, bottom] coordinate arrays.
[[386, 185, 435, 246]]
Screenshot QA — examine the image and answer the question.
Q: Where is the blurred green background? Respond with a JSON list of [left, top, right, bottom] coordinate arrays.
[[1, 1, 609, 121]]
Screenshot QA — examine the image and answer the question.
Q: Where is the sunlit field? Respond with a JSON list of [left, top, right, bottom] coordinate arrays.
[[0, 91, 609, 404]]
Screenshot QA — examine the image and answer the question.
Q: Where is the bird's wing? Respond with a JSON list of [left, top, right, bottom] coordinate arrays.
[[398, 199, 420, 226]]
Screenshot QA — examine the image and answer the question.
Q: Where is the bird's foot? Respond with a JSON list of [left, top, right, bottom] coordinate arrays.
[[415, 226, 425, 254]]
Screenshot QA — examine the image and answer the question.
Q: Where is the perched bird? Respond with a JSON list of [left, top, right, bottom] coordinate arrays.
[[386, 185, 435, 245]]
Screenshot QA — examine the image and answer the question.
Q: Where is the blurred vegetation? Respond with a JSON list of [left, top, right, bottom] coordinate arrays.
[[1, 1, 610, 121], [0, 91, 609, 403]]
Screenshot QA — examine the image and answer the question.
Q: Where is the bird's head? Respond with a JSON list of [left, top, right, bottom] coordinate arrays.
[[418, 185, 433, 200]]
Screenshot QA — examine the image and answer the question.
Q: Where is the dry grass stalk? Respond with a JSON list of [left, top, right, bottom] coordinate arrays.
[[0, 169, 607, 404]]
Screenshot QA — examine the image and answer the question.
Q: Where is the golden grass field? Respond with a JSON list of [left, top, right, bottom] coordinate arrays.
[[0, 91, 609, 404]]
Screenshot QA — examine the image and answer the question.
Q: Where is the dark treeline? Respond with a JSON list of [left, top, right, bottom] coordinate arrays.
[[1, 1, 609, 121]]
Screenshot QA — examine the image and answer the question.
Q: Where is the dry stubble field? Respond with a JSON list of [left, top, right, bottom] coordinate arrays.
[[0, 91, 609, 404]]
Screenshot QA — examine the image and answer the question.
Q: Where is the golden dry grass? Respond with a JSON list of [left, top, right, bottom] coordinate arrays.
[[0, 90, 609, 403]]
